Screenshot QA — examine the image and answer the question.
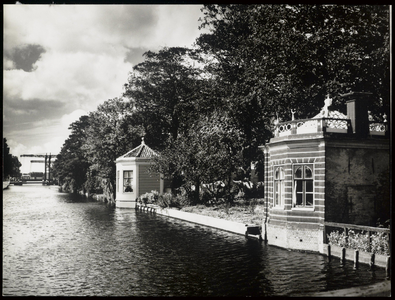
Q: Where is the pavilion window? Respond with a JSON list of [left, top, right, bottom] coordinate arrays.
[[123, 171, 133, 192], [293, 165, 313, 207], [274, 167, 285, 207]]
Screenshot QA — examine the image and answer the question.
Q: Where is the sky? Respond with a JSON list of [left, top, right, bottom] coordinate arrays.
[[3, 4, 206, 173]]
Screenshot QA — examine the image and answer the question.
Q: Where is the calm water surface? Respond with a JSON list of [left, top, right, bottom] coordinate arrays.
[[3, 184, 387, 296]]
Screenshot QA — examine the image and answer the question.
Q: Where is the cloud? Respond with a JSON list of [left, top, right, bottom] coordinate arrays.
[[124, 47, 149, 65], [3, 97, 66, 128], [3, 50, 133, 111], [3, 4, 206, 157], [4, 44, 46, 72]]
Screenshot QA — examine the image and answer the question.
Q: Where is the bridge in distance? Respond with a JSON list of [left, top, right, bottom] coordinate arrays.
[[19, 154, 57, 181]]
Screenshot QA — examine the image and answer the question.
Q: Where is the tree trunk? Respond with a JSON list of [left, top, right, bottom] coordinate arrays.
[[194, 177, 200, 204]]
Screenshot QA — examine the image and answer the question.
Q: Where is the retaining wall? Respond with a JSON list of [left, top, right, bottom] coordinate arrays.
[[267, 223, 323, 253], [136, 204, 248, 236]]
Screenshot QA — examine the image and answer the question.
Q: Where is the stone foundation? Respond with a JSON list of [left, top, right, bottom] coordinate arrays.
[[266, 223, 323, 252]]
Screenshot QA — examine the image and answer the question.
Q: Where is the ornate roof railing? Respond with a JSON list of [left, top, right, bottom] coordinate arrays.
[[274, 118, 388, 138], [369, 121, 388, 136]]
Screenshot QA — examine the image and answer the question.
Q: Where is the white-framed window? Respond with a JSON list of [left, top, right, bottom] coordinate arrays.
[[293, 164, 313, 207], [274, 167, 285, 207], [123, 170, 133, 192]]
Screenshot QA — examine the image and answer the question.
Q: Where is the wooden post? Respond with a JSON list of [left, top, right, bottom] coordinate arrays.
[[354, 250, 359, 269], [370, 253, 375, 268], [341, 247, 346, 264], [48, 154, 51, 184], [44, 154, 47, 183], [386, 256, 390, 278], [327, 244, 331, 260]]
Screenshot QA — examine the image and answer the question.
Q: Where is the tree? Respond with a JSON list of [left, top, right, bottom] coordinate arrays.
[[52, 115, 91, 193], [82, 97, 142, 202], [3, 138, 21, 179], [152, 110, 243, 204], [123, 47, 210, 191], [123, 47, 206, 149], [196, 4, 390, 172]]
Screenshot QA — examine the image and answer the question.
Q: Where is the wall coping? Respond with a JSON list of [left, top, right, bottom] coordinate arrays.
[[136, 204, 253, 237]]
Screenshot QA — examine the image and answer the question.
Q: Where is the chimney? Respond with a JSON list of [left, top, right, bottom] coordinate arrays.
[[341, 92, 371, 137]]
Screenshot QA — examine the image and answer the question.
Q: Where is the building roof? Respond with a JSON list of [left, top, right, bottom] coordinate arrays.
[[119, 138, 158, 159]]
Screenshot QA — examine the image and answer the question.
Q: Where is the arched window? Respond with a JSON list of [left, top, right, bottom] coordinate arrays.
[[293, 165, 313, 207], [274, 167, 285, 207]]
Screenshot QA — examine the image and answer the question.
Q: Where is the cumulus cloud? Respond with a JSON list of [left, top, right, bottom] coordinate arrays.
[[3, 4, 205, 157], [4, 44, 46, 72]]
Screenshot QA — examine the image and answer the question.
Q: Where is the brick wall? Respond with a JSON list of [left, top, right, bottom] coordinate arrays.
[[325, 139, 389, 226]]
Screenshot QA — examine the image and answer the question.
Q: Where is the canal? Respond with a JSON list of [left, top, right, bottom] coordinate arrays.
[[3, 184, 387, 296]]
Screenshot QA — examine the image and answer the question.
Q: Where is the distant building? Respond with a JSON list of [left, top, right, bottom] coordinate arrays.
[[260, 92, 389, 253], [115, 138, 164, 208]]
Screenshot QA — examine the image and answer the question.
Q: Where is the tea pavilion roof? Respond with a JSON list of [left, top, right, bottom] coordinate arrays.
[[119, 138, 158, 159]]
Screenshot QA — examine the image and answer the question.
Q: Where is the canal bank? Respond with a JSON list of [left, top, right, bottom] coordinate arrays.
[[136, 203, 390, 296], [135, 204, 389, 264]]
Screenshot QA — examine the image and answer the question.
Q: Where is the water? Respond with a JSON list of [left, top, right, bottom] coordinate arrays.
[[3, 184, 387, 296]]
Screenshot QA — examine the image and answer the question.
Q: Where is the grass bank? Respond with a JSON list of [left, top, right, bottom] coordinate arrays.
[[179, 199, 265, 225]]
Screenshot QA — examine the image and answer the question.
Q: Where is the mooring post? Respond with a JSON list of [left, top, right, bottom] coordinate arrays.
[[354, 250, 359, 269], [386, 256, 390, 278], [341, 247, 346, 264], [370, 253, 375, 268]]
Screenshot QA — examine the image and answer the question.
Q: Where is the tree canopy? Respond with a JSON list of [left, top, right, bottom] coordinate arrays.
[[3, 138, 21, 179], [53, 5, 390, 204]]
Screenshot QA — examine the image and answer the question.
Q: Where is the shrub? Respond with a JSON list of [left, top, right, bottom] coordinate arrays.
[[371, 231, 390, 256], [138, 191, 191, 209], [327, 229, 390, 256], [347, 230, 370, 253], [138, 190, 159, 205], [327, 230, 348, 248]]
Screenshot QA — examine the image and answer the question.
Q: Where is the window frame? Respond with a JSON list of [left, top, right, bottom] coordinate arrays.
[[123, 170, 133, 193], [292, 164, 314, 208], [273, 167, 285, 207]]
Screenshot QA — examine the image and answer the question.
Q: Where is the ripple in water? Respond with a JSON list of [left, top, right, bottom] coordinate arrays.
[[3, 185, 387, 296]]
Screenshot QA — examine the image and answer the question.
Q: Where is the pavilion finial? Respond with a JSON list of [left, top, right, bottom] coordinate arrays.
[[141, 136, 145, 144], [291, 109, 296, 121], [323, 94, 332, 117]]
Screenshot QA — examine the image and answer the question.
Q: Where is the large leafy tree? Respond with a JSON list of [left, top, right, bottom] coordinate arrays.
[[153, 110, 243, 203], [82, 97, 142, 202], [52, 116, 91, 193], [123, 47, 206, 149], [3, 138, 21, 179], [196, 4, 390, 172], [123, 47, 211, 191]]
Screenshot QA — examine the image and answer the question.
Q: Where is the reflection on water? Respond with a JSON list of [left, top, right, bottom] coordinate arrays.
[[3, 185, 387, 296]]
